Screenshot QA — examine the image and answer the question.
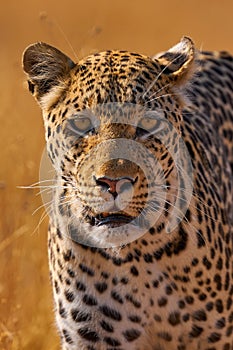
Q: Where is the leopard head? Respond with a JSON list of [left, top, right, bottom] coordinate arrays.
[[23, 37, 195, 248]]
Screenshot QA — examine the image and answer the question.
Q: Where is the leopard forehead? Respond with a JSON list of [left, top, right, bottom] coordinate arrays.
[[67, 51, 161, 107]]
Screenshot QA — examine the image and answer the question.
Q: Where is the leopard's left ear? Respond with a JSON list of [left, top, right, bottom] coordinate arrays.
[[153, 37, 196, 85], [23, 42, 76, 103]]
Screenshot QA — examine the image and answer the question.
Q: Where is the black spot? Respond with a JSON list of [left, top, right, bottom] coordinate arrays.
[[178, 300, 185, 309], [185, 295, 194, 304], [215, 317, 225, 329], [67, 268, 75, 278], [198, 293, 207, 301], [158, 297, 167, 307], [196, 229, 206, 248], [165, 285, 173, 295], [94, 282, 108, 294], [71, 309, 91, 322], [125, 294, 141, 308], [121, 277, 129, 284], [189, 325, 203, 338], [78, 327, 100, 342], [157, 331, 172, 341], [111, 290, 124, 304], [58, 300, 67, 318], [76, 281, 86, 292], [182, 314, 190, 322], [100, 319, 114, 333], [28, 80, 35, 94], [202, 256, 212, 270], [143, 253, 153, 263], [99, 305, 122, 321], [192, 309, 207, 321], [130, 266, 139, 276], [153, 248, 164, 260], [168, 311, 180, 326], [123, 329, 141, 342], [154, 314, 162, 322], [47, 126, 51, 138], [101, 271, 109, 279], [227, 297, 232, 310], [191, 258, 199, 267], [149, 227, 155, 235], [62, 108, 68, 118], [215, 299, 224, 313], [104, 336, 121, 346], [223, 344, 231, 350], [63, 250, 72, 261], [62, 329, 73, 344], [124, 253, 133, 263], [128, 315, 141, 323], [216, 257, 223, 270], [226, 325, 233, 337], [54, 280, 60, 294], [206, 302, 214, 311], [153, 280, 159, 288], [57, 228, 63, 239], [134, 248, 141, 257], [79, 263, 95, 276], [112, 257, 122, 266], [83, 294, 98, 306], [208, 332, 221, 343], [183, 266, 191, 274], [214, 274, 222, 291], [141, 239, 148, 246], [112, 277, 118, 285], [64, 290, 75, 302]]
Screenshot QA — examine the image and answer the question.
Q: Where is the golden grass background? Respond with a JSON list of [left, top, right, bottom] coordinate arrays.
[[0, 0, 232, 349]]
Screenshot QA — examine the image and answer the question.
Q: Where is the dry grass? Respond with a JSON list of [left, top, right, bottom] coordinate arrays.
[[0, 0, 232, 348]]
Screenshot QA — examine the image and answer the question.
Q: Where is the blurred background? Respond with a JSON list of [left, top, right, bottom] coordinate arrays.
[[0, 0, 232, 349]]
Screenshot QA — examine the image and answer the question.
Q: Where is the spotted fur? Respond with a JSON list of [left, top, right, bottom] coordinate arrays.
[[23, 37, 233, 350]]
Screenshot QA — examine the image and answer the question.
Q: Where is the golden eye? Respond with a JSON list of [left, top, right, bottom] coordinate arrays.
[[138, 117, 158, 131], [68, 116, 93, 135], [74, 117, 92, 131]]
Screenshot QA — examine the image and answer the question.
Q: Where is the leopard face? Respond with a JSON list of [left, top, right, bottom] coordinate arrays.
[[22, 37, 233, 350], [23, 38, 194, 248]]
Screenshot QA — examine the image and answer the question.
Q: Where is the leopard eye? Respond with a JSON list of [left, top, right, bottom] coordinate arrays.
[[137, 116, 165, 135], [68, 116, 94, 135], [138, 117, 158, 132]]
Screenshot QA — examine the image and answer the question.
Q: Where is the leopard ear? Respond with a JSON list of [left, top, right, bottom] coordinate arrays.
[[153, 37, 195, 85], [23, 42, 75, 102]]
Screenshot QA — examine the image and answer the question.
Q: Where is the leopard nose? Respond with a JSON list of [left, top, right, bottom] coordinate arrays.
[[95, 176, 137, 199]]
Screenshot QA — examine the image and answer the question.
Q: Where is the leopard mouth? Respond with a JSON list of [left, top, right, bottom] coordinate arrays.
[[88, 213, 135, 228]]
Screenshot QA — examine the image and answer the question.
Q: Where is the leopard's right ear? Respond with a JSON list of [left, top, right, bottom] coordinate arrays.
[[22, 42, 75, 104]]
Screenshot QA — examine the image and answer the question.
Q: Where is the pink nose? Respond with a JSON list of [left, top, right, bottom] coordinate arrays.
[[95, 176, 137, 198]]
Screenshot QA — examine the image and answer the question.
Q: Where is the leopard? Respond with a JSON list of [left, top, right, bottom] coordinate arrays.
[[22, 37, 233, 350]]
